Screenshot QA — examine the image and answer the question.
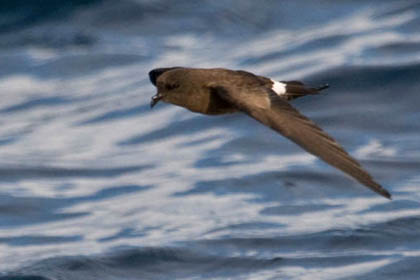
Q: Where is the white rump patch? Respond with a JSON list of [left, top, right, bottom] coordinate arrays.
[[270, 79, 286, 96]]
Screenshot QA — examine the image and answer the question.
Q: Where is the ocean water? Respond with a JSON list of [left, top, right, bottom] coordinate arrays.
[[1, 1, 420, 279]]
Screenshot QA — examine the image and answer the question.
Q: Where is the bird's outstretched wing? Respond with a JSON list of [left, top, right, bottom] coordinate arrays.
[[209, 84, 391, 199]]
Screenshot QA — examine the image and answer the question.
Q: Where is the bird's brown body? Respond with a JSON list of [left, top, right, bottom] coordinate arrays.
[[149, 67, 392, 199], [154, 68, 263, 114]]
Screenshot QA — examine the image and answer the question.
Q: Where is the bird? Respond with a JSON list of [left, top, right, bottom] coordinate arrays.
[[148, 67, 391, 199]]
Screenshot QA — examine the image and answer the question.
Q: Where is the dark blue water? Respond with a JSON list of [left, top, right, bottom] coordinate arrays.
[[1, 1, 420, 279]]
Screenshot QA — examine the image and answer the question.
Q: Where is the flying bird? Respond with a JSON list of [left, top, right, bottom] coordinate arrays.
[[149, 67, 391, 199]]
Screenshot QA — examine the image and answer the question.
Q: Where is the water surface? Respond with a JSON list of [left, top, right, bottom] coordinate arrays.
[[1, 1, 420, 279]]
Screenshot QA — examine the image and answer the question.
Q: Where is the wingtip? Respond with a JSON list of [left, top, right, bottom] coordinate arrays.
[[373, 184, 392, 200], [383, 189, 392, 200]]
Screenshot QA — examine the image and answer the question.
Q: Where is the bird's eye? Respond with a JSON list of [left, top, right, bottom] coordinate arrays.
[[165, 83, 179, 90]]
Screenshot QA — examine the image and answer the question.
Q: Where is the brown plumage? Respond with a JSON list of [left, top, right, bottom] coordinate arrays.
[[149, 67, 391, 199]]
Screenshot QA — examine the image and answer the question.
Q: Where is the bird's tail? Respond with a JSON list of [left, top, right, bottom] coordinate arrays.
[[281, 80, 329, 101]]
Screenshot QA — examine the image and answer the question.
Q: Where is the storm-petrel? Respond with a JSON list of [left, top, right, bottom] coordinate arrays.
[[149, 67, 391, 199]]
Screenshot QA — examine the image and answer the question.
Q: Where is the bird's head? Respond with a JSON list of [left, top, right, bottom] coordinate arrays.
[[149, 67, 185, 108]]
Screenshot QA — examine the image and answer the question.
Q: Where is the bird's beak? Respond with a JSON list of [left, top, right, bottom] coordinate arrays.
[[150, 93, 163, 108]]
